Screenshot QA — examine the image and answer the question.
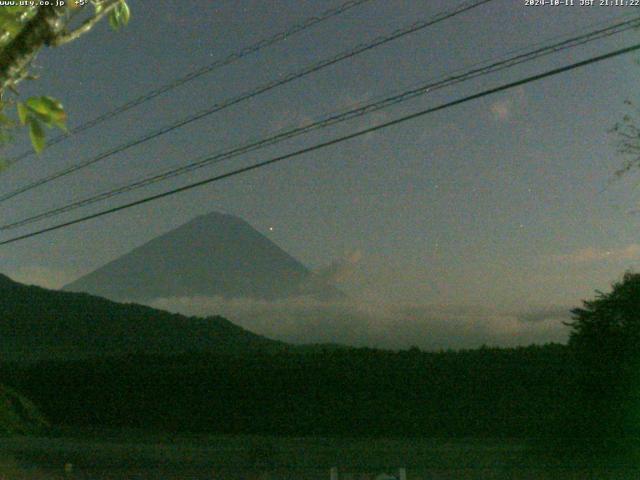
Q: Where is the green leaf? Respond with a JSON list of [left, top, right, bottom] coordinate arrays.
[[16, 102, 28, 125], [52, 117, 68, 132], [109, 1, 130, 30], [26, 96, 60, 114], [41, 96, 66, 114], [24, 96, 66, 129], [108, 9, 119, 30], [119, 1, 130, 26], [28, 118, 45, 154]]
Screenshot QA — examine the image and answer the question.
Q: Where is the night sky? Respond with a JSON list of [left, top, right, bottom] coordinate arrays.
[[0, 0, 639, 347]]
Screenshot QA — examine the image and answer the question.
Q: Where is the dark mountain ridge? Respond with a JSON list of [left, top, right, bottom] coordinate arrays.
[[63, 211, 343, 303], [0, 273, 285, 362]]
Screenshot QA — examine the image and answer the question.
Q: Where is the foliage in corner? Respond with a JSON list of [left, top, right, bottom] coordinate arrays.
[[566, 271, 640, 438], [108, 0, 131, 30], [17, 96, 67, 153], [0, 0, 130, 157]]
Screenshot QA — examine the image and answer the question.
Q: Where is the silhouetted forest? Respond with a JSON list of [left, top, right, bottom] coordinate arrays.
[[1, 345, 581, 437]]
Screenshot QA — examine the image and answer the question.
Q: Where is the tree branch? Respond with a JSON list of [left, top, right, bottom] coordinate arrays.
[[0, 6, 67, 94], [51, 0, 122, 46]]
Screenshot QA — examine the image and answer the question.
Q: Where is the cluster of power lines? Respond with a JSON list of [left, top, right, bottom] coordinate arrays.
[[0, 0, 638, 246]]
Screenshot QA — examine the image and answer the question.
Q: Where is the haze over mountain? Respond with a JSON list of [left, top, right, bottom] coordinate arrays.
[[63, 211, 343, 303], [0, 273, 284, 362]]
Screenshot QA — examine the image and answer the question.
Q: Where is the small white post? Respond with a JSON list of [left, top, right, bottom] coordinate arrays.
[[398, 468, 406, 480], [330, 467, 339, 480]]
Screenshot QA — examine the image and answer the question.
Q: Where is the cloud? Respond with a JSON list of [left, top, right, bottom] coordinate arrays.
[[549, 244, 640, 264], [148, 296, 569, 351], [310, 250, 362, 285]]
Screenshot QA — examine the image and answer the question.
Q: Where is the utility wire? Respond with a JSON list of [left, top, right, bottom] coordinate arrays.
[[1, 41, 638, 246], [1, 15, 638, 232], [3, 0, 375, 167], [0, 0, 495, 204]]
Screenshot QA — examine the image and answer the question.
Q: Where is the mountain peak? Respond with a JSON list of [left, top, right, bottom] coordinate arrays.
[[63, 212, 343, 303], [192, 210, 243, 223]]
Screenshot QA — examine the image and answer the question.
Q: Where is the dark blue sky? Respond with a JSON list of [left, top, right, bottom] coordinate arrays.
[[0, 0, 638, 323]]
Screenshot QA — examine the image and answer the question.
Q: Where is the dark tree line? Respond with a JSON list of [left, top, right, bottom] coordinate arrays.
[[0, 344, 575, 437]]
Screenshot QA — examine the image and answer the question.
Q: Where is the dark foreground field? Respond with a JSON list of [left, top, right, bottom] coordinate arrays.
[[0, 433, 639, 480]]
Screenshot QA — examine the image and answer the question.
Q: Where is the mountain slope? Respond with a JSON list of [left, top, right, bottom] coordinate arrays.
[[0, 273, 285, 362], [63, 211, 343, 303]]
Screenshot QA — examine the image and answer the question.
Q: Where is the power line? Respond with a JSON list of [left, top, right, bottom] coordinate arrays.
[[1, 41, 638, 247], [3, 0, 375, 167], [0, 0, 495, 204], [1, 15, 638, 232]]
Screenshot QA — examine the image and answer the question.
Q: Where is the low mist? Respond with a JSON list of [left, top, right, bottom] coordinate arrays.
[[149, 296, 570, 350]]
